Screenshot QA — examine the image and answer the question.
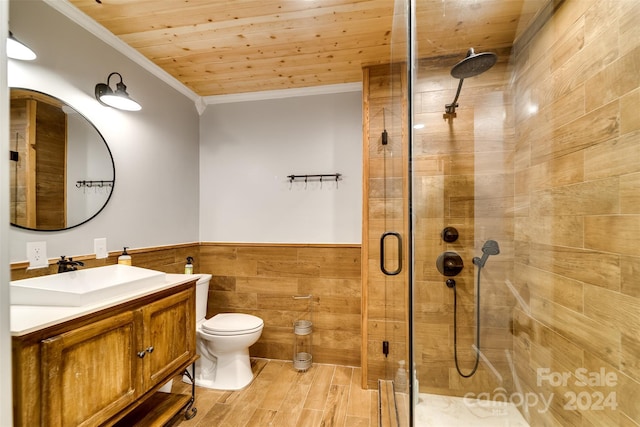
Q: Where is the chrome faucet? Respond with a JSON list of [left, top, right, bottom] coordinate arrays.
[[57, 256, 84, 273]]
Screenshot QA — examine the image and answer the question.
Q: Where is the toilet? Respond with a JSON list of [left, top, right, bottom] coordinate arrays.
[[184, 274, 264, 390]]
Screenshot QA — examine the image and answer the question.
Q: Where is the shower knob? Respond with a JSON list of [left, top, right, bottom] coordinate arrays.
[[441, 227, 459, 243], [436, 252, 464, 276]]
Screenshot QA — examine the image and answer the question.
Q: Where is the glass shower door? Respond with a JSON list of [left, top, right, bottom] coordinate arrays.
[[361, 2, 410, 425], [362, 60, 409, 385], [409, 0, 526, 421], [410, 0, 640, 426]]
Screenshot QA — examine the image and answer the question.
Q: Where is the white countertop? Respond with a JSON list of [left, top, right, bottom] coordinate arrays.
[[11, 273, 196, 337]]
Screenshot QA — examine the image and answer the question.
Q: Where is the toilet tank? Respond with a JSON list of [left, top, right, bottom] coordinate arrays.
[[195, 274, 212, 321]]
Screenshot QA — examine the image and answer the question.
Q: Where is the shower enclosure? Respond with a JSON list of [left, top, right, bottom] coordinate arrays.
[[364, 0, 640, 425]]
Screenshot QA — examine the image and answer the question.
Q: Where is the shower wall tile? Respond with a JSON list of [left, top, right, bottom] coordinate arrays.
[[530, 297, 621, 370], [620, 172, 640, 214], [584, 131, 640, 180], [584, 216, 640, 255], [617, 368, 640, 422], [513, 1, 640, 423], [529, 176, 619, 216], [619, 0, 640, 55], [523, 150, 585, 192], [620, 90, 640, 134], [620, 255, 640, 299], [531, 101, 619, 164], [514, 264, 584, 313], [621, 332, 640, 380], [515, 215, 584, 248], [584, 285, 640, 340], [527, 243, 620, 290], [585, 45, 640, 112], [368, 177, 403, 198], [549, 14, 585, 72]]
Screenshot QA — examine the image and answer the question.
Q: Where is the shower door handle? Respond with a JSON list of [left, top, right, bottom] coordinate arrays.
[[380, 232, 402, 276]]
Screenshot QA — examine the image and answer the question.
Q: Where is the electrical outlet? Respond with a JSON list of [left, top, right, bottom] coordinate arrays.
[[94, 238, 108, 259], [27, 241, 48, 269]]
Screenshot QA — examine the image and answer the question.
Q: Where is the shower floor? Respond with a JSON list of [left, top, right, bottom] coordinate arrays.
[[415, 393, 530, 426]]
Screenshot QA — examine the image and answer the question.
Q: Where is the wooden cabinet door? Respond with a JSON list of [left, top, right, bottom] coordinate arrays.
[[41, 311, 139, 427], [139, 288, 195, 390]]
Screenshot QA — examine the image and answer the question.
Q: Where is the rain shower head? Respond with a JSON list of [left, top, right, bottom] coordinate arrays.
[[444, 48, 497, 119], [472, 240, 500, 268], [450, 48, 497, 79]]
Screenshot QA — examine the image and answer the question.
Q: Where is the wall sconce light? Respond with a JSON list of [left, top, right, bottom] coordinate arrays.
[[7, 31, 37, 61], [94, 72, 142, 111]]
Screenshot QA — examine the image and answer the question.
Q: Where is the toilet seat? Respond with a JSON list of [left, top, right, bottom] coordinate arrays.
[[202, 313, 264, 336]]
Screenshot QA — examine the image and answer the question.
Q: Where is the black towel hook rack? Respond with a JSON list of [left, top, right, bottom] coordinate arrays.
[[76, 180, 114, 189], [287, 173, 342, 189], [287, 173, 342, 183]]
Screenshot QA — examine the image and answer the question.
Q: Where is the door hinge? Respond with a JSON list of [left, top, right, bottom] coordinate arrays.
[[382, 341, 389, 357]]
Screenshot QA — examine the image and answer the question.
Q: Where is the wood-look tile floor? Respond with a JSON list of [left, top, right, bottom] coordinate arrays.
[[169, 358, 378, 427]]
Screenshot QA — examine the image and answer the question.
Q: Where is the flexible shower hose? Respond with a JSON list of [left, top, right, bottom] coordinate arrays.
[[452, 265, 482, 377]]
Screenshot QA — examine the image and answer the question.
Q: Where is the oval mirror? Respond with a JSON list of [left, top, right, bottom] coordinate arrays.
[[9, 88, 115, 231]]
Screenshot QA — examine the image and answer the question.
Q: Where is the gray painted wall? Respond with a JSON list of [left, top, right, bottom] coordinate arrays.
[[8, 0, 200, 262], [199, 94, 362, 243]]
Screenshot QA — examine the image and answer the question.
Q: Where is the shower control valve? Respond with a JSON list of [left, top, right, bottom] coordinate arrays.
[[436, 251, 464, 276]]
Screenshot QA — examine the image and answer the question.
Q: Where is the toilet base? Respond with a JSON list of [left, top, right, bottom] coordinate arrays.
[[183, 348, 255, 391]]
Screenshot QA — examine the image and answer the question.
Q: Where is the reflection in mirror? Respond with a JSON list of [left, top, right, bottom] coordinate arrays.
[[9, 89, 115, 231]]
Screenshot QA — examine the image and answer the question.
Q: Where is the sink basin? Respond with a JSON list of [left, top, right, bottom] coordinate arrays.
[[10, 264, 166, 307]]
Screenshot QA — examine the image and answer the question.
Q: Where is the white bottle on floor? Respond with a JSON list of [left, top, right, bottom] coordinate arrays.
[[395, 360, 408, 393]]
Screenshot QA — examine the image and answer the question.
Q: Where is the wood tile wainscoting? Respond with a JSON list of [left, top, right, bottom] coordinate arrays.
[[199, 243, 362, 367], [10, 242, 362, 368], [9, 243, 203, 281], [11, 242, 373, 425]]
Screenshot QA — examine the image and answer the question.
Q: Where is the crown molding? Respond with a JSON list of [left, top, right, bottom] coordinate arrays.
[[42, 0, 201, 103], [203, 82, 362, 105]]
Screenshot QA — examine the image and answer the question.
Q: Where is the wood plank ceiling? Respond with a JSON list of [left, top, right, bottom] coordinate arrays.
[[67, 0, 546, 97]]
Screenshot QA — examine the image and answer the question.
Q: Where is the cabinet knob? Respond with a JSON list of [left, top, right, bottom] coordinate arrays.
[[146, 346, 154, 354], [137, 350, 146, 358]]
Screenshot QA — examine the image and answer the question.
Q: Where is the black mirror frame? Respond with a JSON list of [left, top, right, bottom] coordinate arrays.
[[9, 88, 116, 232]]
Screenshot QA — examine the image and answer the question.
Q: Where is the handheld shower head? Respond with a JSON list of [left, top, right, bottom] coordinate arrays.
[[472, 240, 500, 268]]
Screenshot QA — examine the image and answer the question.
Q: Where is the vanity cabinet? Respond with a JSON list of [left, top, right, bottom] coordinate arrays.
[[41, 311, 139, 426], [12, 281, 196, 427], [139, 289, 194, 391]]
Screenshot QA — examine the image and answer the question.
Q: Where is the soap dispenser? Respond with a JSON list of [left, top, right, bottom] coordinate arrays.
[[118, 247, 132, 265], [185, 256, 194, 274]]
